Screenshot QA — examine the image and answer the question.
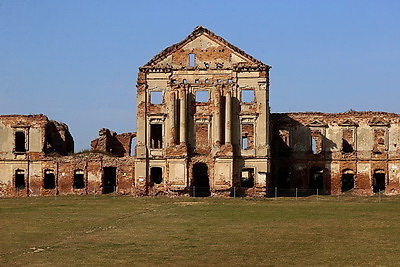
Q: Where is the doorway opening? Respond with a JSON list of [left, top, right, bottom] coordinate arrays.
[[373, 170, 385, 193], [15, 169, 25, 189], [309, 167, 324, 190], [341, 169, 354, 192], [103, 167, 117, 194], [193, 163, 210, 197]]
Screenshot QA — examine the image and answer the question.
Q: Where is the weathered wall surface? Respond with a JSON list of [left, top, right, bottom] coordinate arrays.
[[271, 112, 400, 195]]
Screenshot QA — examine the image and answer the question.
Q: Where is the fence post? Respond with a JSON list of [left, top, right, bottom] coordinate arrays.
[[337, 194, 340, 202], [114, 186, 116, 199], [94, 186, 96, 199], [193, 186, 195, 198], [316, 188, 319, 201], [295, 188, 298, 201], [378, 190, 381, 203], [233, 186, 236, 199], [74, 187, 77, 200], [274, 187, 277, 200]]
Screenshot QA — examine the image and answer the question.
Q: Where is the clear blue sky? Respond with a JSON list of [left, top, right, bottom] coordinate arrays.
[[1, 0, 399, 151]]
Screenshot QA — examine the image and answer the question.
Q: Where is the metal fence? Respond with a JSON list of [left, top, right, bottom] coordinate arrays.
[[11, 186, 392, 203]]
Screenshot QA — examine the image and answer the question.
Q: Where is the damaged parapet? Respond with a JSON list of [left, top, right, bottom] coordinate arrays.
[[91, 128, 136, 157], [0, 114, 74, 159]]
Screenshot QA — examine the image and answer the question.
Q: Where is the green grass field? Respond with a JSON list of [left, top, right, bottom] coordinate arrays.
[[1, 196, 400, 266]]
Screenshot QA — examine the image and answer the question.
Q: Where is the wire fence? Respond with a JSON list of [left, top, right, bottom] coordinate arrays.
[[10, 186, 393, 203]]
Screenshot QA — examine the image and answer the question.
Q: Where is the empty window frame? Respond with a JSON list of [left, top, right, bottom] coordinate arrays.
[[150, 91, 163, 105], [150, 167, 162, 184], [241, 168, 255, 188], [43, 169, 56, 189], [311, 130, 323, 154], [15, 131, 26, 152], [342, 129, 354, 153], [73, 170, 85, 189], [373, 129, 386, 153], [189, 53, 195, 67], [241, 89, 255, 103], [15, 169, 25, 189], [150, 124, 163, 149], [241, 124, 254, 150], [196, 90, 209, 103]]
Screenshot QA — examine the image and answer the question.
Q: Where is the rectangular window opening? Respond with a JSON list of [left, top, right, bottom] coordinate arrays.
[[15, 170, 25, 189], [241, 168, 254, 187], [150, 167, 163, 184], [15, 131, 26, 152], [242, 135, 248, 150], [150, 124, 163, 149], [311, 137, 318, 154], [44, 170, 55, 189], [196, 90, 209, 103], [241, 89, 254, 103], [73, 170, 85, 189], [150, 91, 163, 105], [189, 53, 195, 67]]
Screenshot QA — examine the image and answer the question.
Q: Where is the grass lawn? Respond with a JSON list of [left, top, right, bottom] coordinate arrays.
[[1, 195, 400, 266]]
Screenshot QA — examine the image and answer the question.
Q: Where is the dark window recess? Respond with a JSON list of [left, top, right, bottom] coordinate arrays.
[[15, 170, 25, 189], [241, 168, 255, 188], [341, 170, 354, 192], [189, 53, 195, 67], [150, 167, 162, 184], [342, 139, 354, 153], [309, 167, 324, 190], [193, 163, 210, 197], [150, 124, 163, 149], [373, 171, 385, 193], [44, 170, 56, 189], [241, 90, 254, 103], [150, 91, 163, 104], [277, 168, 290, 189], [73, 170, 85, 189], [15, 131, 26, 152], [103, 167, 117, 194], [311, 137, 318, 154]]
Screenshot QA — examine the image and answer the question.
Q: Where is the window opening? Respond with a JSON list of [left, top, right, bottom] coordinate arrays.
[[193, 163, 210, 197], [204, 63, 209, 68], [189, 53, 195, 67], [130, 137, 136, 156], [373, 170, 385, 193], [241, 168, 255, 188], [228, 79, 232, 83], [217, 79, 221, 83], [73, 170, 85, 189], [311, 137, 317, 154], [150, 124, 163, 149], [205, 79, 209, 84], [309, 167, 324, 190], [216, 63, 222, 69], [341, 169, 354, 192], [242, 134, 248, 150], [183, 79, 187, 84], [44, 170, 55, 189], [15, 131, 26, 152], [103, 167, 117, 194], [241, 89, 254, 103], [15, 169, 25, 189], [150, 91, 163, 105], [342, 129, 354, 153], [195, 79, 199, 84], [150, 167, 162, 185], [196, 90, 209, 102]]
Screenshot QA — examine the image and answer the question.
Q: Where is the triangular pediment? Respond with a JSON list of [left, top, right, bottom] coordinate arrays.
[[339, 119, 358, 127], [307, 119, 327, 127], [142, 26, 269, 70], [368, 117, 390, 127]]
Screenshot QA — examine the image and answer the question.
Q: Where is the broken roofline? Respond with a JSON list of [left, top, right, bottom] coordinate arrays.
[[140, 25, 271, 69]]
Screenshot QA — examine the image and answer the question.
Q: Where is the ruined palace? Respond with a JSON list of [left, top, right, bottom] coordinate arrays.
[[1, 26, 400, 197]]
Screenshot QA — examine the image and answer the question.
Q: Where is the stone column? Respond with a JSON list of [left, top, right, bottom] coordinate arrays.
[[215, 89, 221, 145], [180, 87, 186, 144], [225, 91, 231, 144]]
